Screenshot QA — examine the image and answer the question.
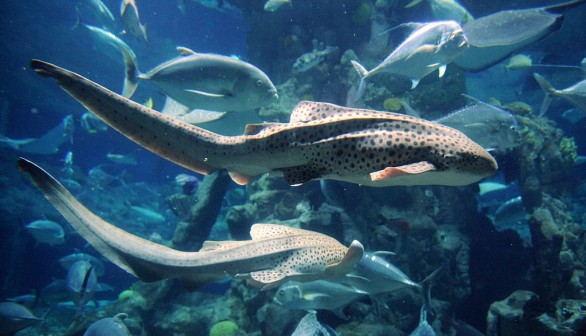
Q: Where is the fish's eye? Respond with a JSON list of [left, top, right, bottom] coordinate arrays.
[[256, 79, 263, 87]]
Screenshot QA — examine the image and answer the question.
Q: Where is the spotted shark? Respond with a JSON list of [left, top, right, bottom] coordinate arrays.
[[30, 60, 497, 187], [18, 158, 364, 291]]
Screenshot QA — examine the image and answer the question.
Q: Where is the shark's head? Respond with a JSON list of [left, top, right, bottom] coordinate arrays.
[[436, 140, 499, 185]]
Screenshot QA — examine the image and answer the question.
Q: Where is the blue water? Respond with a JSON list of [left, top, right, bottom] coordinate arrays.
[[1, 1, 586, 335]]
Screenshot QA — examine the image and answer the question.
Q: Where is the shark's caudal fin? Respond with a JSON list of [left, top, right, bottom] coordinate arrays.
[[83, 24, 140, 98], [351, 60, 368, 104], [533, 73, 556, 116]]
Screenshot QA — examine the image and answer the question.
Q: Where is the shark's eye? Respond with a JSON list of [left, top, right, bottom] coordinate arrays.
[[256, 80, 263, 87]]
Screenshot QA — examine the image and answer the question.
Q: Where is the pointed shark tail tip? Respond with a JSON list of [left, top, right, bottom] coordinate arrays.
[[533, 73, 556, 116]]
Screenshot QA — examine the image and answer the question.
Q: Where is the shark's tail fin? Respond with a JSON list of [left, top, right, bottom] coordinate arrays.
[[351, 60, 368, 104], [533, 73, 557, 116]]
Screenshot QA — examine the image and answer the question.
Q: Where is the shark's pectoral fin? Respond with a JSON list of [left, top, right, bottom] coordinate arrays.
[[370, 161, 436, 181], [228, 171, 254, 185], [243, 269, 287, 291], [282, 165, 325, 186]]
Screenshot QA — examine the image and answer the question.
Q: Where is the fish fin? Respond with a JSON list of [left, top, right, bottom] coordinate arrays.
[[407, 45, 437, 60], [200, 240, 249, 252], [438, 64, 447, 77], [177, 109, 226, 124], [243, 123, 279, 135], [370, 161, 436, 181], [282, 165, 325, 186], [228, 171, 254, 185], [404, 0, 424, 8], [410, 79, 420, 89], [372, 250, 396, 257], [246, 270, 287, 290], [303, 293, 331, 301], [325, 240, 364, 277], [351, 61, 368, 103], [249, 224, 315, 240], [161, 97, 190, 117], [184, 89, 227, 98], [289, 101, 346, 123], [177, 46, 197, 56], [533, 73, 556, 116]]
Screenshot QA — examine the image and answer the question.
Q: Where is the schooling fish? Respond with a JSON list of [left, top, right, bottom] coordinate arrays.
[[0, 302, 43, 336], [533, 73, 586, 116], [67, 260, 97, 306], [351, 20, 468, 101], [30, 60, 497, 187], [0, 115, 74, 155], [120, 0, 148, 45], [59, 252, 106, 276], [25, 219, 65, 246], [19, 157, 364, 291], [84, 313, 131, 336], [292, 43, 338, 73]]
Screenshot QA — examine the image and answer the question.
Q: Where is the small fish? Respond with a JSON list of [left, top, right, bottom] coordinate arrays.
[[292, 42, 337, 73], [19, 157, 365, 291], [504, 54, 532, 71], [435, 96, 520, 153], [562, 108, 586, 124], [405, 0, 474, 24], [533, 73, 586, 116], [67, 260, 97, 306], [107, 150, 138, 165], [73, 0, 116, 31], [129, 205, 165, 224], [264, 0, 291, 12], [59, 252, 106, 276], [30, 60, 498, 188], [178, 0, 241, 16], [291, 312, 337, 336], [84, 313, 131, 336], [352, 20, 468, 101], [273, 280, 366, 319], [455, 0, 586, 71], [494, 196, 526, 227], [0, 302, 43, 335], [25, 219, 65, 245], [120, 0, 148, 45], [81, 112, 108, 134], [40, 280, 71, 305], [175, 173, 201, 195], [1, 115, 74, 154]]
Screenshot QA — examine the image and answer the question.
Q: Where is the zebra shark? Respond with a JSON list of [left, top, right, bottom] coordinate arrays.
[[18, 158, 364, 291], [30, 59, 497, 187]]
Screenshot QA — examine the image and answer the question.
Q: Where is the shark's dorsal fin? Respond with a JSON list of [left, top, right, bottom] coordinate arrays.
[[177, 46, 197, 56], [249, 224, 313, 240], [199, 240, 249, 252], [243, 123, 279, 135], [290, 101, 346, 123]]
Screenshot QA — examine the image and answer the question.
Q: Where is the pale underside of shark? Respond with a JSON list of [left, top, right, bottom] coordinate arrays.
[[30, 59, 497, 188], [18, 158, 364, 291]]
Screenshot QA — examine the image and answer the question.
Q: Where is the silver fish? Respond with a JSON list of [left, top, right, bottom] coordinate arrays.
[[351, 20, 468, 101], [533, 73, 586, 116], [274, 280, 366, 319], [67, 260, 97, 306], [120, 0, 148, 45], [30, 60, 497, 188], [292, 46, 338, 73], [125, 46, 278, 114], [0, 302, 43, 335], [454, 0, 586, 71], [84, 313, 131, 336], [405, 0, 474, 24], [264, 0, 291, 12], [59, 252, 106, 276], [25, 219, 65, 246], [73, 0, 116, 31], [107, 150, 138, 165], [19, 157, 364, 291], [435, 96, 520, 153]]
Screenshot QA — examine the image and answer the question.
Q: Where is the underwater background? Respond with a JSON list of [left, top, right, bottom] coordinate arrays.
[[1, 0, 586, 335]]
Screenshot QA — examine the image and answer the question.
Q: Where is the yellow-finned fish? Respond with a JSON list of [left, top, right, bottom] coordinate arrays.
[[30, 59, 497, 187]]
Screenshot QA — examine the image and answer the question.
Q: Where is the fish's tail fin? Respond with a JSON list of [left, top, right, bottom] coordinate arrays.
[[419, 265, 444, 315], [351, 60, 368, 104], [119, 43, 140, 99], [533, 73, 557, 116]]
